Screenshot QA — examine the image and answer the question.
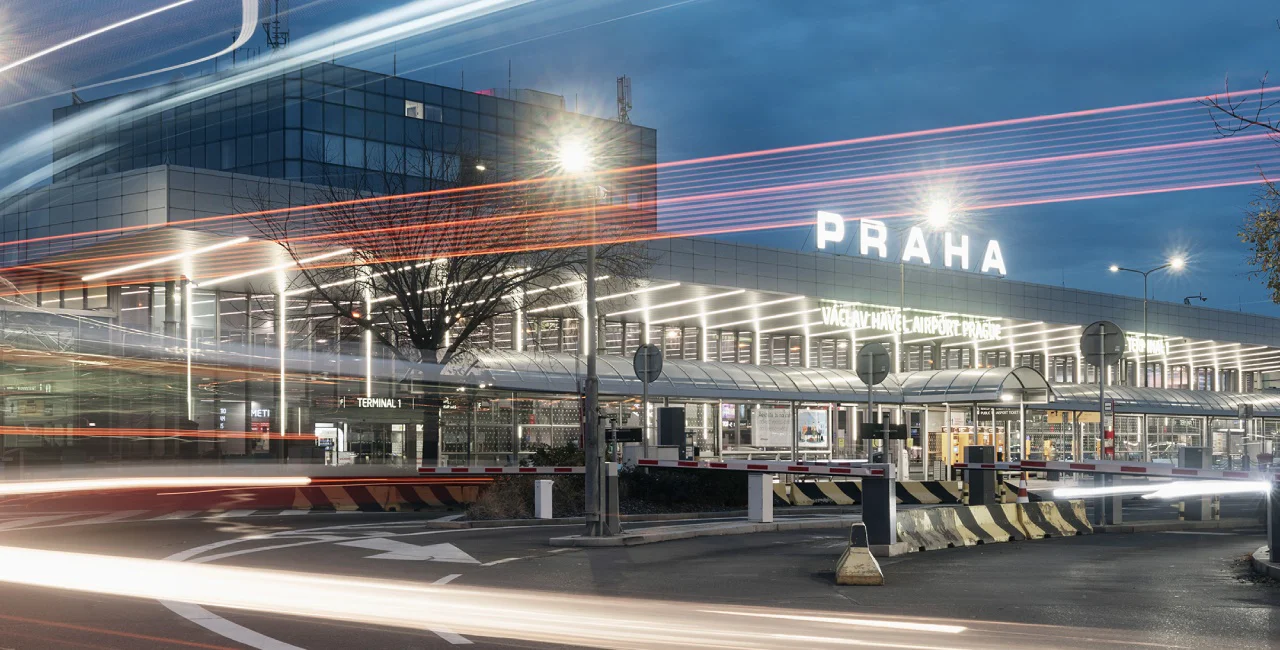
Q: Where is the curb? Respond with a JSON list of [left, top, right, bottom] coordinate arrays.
[[1249, 546, 1280, 580], [548, 517, 860, 547], [432, 505, 864, 529], [1093, 518, 1261, 534]]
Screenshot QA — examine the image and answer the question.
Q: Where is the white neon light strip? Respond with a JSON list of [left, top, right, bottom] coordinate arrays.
[[652, 295, 806, 325], [606, 288, 741, 317], [529, 282, 682, 315], [710, 308, 822, 330], [196, 248, 352, 288], [81, 237, 250, 281]]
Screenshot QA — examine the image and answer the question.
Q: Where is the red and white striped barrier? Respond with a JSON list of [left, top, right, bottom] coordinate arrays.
[[952, 459, 1280, 482], [418, 466, 584, 475], [635, 458, 894, 478]]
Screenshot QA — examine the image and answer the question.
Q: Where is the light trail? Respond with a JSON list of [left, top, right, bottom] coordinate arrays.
[[0, 545, 1166, 649], [0, 476, 310, 497], [0, 0, 200, 75]]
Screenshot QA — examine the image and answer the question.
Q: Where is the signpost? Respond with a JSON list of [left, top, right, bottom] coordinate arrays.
[[1080, 320, 1125, 525], [855, 342, 891, 431], [854, 342, 896, 547], [633, 344, 663, 450]]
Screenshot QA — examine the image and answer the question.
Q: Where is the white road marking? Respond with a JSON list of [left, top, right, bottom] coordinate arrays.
[[48, 510, 148, 527], [425, 574, 472, 645], [162, 600, 306, 650], [275, 510, 312, 516], [0, 514, 78, 531], [479, 557, 521, 567], [433, 574, 463, 585], [148, 511, 200, 521], [336, 538, 480, 563], [1159, 530, 1236, 536], [436, 514, 464, 522], [208, 509, 258, 519]]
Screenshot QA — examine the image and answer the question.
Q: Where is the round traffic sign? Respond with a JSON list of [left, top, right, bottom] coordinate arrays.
[[633, 343, 663, 383], [856, 342, 891, 386], [1080, 320, 1126, 367]]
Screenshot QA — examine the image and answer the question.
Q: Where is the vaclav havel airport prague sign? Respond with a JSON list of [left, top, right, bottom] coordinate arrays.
[[821, 302, 1004, 342], [813, 210, 1008, 276]]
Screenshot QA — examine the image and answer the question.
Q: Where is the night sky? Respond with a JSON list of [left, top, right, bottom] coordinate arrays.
[[4, 0, 1280, 314]]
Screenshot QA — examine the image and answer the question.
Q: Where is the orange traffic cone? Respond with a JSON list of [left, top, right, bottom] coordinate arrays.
[[1016, 471, 1030, 504]]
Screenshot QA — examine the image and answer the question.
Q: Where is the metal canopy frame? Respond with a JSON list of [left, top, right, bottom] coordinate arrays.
[[446, 351, 1052, 406]]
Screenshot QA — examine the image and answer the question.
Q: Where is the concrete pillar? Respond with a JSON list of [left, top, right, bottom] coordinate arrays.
[[748, 473, 773, 523]]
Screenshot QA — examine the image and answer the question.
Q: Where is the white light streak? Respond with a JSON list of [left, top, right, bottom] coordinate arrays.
[[0, 476, 310, 497], [1140, 480, 1269, 500], [196, 248, 352, 288], [81, 237, 250, 282], [605, 287, 741, 317], [0, 0, 199, 75]]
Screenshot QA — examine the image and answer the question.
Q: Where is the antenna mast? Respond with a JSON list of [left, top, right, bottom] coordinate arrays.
[[261, 0, 290, 50], [616, 75, 632, 124]]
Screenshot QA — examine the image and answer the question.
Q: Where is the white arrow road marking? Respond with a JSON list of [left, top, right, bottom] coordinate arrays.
[[427, 574, 471, 645], [336, 538, 480, 563]]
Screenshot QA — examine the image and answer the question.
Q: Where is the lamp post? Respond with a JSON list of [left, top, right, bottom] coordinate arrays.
[[557, 139, 613, 537], [1108, 257, 1184, 387]]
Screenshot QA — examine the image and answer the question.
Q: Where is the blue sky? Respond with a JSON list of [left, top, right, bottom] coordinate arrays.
[[3, 0, 1280, 314]]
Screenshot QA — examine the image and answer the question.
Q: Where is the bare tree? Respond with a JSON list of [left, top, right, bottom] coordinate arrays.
[[1202, 31, 1280, 301], [241, 137, 651, 461]]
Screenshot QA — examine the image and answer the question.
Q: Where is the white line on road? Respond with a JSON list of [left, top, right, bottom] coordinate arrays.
[[433, 574, 463, 585], [436, 514, 464, 522], [162, 600, 305, 650], [148, 511, 200, 521], [1159, 530, 1237, 536], [425, 574, 471, 645], [480, 557, 521, 567], [48, 510, 149, 527], [208, 509, 259, 519], [0, 514, 78, 531]]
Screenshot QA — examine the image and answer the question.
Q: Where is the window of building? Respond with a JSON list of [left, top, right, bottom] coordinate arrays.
[[737, 332, 753, 364], [718, 331, 736, 363], [1143, 362, 1163, 388], [941, 346, 971, 370], [404, 99, 444, 121], [624, 322, 642, 355], [979, 350, 1010, 368], [1194, 367, 1214, 391], [1168, 364, 1189, 389], [1050, 355, 1076, 383], [1015, 353, 1043, 374], [1219, 368, 1238, 392]]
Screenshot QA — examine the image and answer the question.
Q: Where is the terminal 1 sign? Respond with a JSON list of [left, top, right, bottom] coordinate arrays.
[[821, 302, 1003, 342], [814, 211, 1007, 276]]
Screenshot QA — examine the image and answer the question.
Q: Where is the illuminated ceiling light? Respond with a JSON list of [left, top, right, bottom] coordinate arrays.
[[197, 248, 352, 288], [605, 287, 738, 317], [527, 282, 681, 315], [474, 164, 486, 172], [1000, 393, 1015, 402], [81, 237, 250, 282]]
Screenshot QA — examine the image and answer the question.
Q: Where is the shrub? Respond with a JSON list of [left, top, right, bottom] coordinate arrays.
[[466, 474, 585, 520], [522, 443, 585, 467], [618, 467, 747, 511]]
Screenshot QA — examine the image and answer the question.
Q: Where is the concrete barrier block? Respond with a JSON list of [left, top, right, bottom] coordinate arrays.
[[835, 523, 884, 585]]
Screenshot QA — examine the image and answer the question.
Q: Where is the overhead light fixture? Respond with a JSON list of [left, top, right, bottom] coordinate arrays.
[[81, 237, 250, 282]]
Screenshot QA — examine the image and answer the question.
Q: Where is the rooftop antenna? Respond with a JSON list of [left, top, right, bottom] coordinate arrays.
[[507, 59, 512, 97], [616, 75, 632, 123], [261, 0, 290, 50], [393, 40, 398, 76]]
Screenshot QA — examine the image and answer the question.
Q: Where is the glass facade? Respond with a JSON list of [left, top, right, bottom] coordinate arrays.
[[52, 62, 658, 222]]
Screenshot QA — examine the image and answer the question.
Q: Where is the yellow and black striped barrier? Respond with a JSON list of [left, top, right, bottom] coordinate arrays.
[[781, 480, 963, 506], [894, 500, 1091, 553]]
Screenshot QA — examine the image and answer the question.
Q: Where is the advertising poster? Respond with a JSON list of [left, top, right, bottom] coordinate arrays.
[[797, 408, 829, 448], [752, 406, 792, 448]]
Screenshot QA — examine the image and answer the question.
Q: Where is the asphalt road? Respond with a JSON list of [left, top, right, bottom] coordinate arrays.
[[0, 510, 1273, 649]]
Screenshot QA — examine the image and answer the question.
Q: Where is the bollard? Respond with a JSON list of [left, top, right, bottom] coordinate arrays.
[[1179, 447, 1210, 521], [1105, 474, 1123, 525], [862, 470, 896, 551], [1269, 479, 1279, 564], [835, 522, 884, 585], [605, 462, 621, 534], [534, 479, 553, 520], [748, 473, 774, 523], [964, 446, 997, 506]]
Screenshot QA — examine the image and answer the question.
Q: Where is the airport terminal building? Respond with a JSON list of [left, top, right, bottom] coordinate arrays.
[[1, 63, 1279, 476]]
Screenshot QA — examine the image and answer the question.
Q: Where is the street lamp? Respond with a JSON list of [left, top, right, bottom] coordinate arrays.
[[1108, 257, 1185, 387], [556, 138, 613, 537]]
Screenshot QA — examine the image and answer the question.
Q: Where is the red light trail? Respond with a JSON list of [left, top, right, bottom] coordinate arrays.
[[2, 86, 1278, 291]]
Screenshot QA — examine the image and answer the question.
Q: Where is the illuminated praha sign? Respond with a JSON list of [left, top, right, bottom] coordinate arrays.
[[821, 302, 1003, 342], [814, 211, 1008, 276]]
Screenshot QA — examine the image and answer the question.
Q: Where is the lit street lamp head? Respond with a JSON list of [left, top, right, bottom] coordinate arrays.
[[1169, 256, 1185, 271], [1108, 264, 1119, 272], [926, 199, 951, 229], [556, 138, 592, 175]]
